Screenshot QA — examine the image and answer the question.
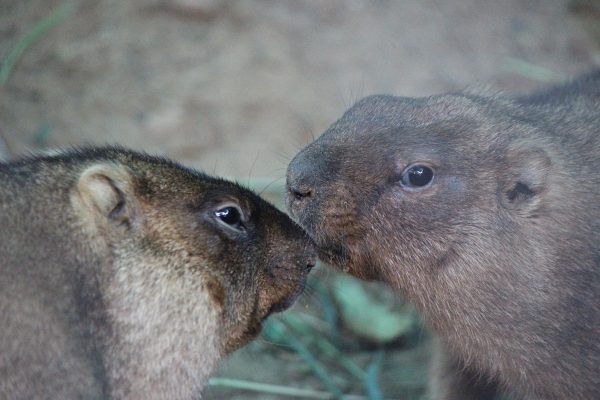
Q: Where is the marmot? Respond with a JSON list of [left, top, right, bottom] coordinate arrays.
[[0, 147, 315, 399], [286, 71, 600, 399]]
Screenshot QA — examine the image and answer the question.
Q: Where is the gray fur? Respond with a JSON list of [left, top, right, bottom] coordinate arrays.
[[287, 71, 600, 399]]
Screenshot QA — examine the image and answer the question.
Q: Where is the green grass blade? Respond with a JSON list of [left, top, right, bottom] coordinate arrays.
[[0, 3, 75, 85], [502, 58, 565, 83], [365, 349, 384, 400], [264, 319, 345, 399], [208, 378, 336, 399], [284, 313, 367, 381]]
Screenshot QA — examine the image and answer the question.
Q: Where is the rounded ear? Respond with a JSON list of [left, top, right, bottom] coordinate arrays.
[[500, 146, 552, 216], [75, 163, 136, 226]]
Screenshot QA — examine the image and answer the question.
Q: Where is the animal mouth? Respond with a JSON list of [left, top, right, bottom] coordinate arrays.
[[264, 278, 308, 318], [299, 229, 378, 280], [294, 222, 350, 268]]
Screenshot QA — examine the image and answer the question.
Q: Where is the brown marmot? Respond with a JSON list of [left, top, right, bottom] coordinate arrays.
[[0, 147, 315, 399], [286, 71, 600, 399]]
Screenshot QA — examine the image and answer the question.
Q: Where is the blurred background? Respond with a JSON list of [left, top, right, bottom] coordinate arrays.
[[1, 1, 599, 399]]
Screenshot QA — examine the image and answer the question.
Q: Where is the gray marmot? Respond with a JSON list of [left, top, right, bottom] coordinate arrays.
[[0, 147, 315, 399], [286, 71, 600, 399]]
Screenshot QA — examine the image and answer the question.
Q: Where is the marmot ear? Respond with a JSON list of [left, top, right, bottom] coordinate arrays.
[[500, 146, 552, 216], [76, 163, 136, 226]]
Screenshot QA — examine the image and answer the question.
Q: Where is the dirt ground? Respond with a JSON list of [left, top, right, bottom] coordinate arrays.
[[1, 0, 599, 399], [2, 1, 599, 177]]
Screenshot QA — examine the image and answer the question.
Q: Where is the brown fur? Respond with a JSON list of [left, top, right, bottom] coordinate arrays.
[[287, 71, 600, 399], [0, 147, 315, 399]]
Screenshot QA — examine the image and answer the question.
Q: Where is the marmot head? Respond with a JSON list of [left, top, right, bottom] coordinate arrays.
[[286, 94, 556, 290], [67, 148, 315, 355]]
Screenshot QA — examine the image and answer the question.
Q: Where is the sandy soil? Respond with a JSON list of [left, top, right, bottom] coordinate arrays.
[[1, 0, 599, 398], [1, 0, 599, 179]]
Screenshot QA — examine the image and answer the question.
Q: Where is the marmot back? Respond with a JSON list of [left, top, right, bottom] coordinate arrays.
[[0, 147, 315, 399], [286, 71, 600, 399]]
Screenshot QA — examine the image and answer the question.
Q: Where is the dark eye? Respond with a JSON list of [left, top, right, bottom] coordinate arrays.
[[215, 206, 244, 229], [401, 165, 434, 188]]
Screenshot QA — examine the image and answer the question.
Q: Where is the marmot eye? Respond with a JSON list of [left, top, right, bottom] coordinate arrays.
[[215, 206, 244, 229], [401, 165, 434, 188]]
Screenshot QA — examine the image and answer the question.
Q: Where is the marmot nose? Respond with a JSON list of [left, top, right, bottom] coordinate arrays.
[[286, 180, 314, 208], [290, 186, 313, 201], [286, 156, 317, 206]]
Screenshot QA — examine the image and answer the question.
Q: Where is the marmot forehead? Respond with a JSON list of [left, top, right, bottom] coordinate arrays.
[[337, 92, 488, 130], [7, 146, 269, 211]]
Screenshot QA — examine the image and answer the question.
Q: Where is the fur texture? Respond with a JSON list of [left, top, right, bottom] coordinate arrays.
[[287, 71, 600, 399], [0, 147, 315, 399]]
